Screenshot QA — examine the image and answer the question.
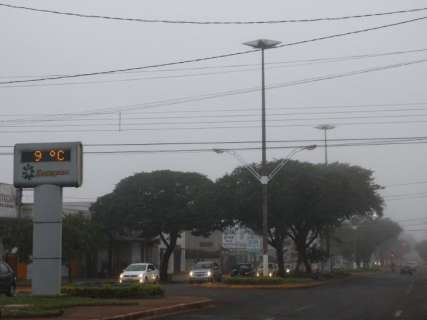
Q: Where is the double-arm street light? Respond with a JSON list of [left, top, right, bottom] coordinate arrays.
[[214, 145, 316, 275]]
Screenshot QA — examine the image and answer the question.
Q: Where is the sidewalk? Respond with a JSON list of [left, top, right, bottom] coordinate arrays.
[[15, 296, 211, 320]]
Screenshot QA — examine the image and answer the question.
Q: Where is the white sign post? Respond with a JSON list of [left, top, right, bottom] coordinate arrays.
[[14, 142, 83, 295]]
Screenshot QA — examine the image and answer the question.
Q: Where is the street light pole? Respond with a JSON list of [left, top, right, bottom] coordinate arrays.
[[243, 39, 281, 276], [315, 124, 335, 272], [315, 124, 335, 166], [214, 145, 316, 276]]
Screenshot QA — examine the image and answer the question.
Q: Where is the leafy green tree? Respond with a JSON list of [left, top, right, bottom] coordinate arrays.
[[0, 218, 32, 262], [415, 240, 427, 262], [63, 213, 105, 281], [95, 170, 218, 281], [216, 160, 383, 274], [91, 193, 136, 276], [334, 218, 402, 267]]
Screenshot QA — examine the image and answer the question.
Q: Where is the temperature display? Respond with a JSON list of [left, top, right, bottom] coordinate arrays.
[[21, 149, 71, 163]]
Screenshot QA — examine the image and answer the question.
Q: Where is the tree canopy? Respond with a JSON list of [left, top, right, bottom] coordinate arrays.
[[92, 170, 218, 280], [216, 160, 384, 274]]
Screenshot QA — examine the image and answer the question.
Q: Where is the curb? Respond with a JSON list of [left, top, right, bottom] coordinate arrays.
[[101, 299, 212, 320], [192, 282, 325, 289]]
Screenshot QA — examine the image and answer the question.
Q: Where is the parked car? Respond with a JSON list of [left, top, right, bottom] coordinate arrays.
[[230, 263, 255, 277], [188, 261, 222, 282], [256, 263, 279, 277], [119, 263, 159, 284], [0, 261, 16, 296]]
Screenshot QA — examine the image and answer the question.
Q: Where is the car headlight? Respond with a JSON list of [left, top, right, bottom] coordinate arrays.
[[139, 274, 144, 278], [207, 271, 212, 277], [269, 272, 273, 277], [286, 268, 291, 274], [256, 272, 260, 277], [119, 273, 124, 279], [189, 271, 193, 277]]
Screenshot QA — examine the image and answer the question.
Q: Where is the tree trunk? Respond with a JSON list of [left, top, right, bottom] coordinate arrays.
[[159, 233, 178, 281], [275, 242, 285, 277], [107, 236, 114, 277], [68, 261, 73, 283], [294, 236, 312, 274]]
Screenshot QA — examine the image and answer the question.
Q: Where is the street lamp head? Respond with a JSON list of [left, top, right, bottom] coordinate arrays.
[[213, 148, 225, 154], [304, 144, 317, 151], [315, 124, 335, 130], [243, 39, 282, 49]]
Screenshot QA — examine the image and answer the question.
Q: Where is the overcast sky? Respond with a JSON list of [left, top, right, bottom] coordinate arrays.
[[1, 0, 427, 238]]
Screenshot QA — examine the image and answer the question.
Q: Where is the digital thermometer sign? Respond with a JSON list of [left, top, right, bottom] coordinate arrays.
[[21, 149, 71, 163], [14, 142, 83, 188]]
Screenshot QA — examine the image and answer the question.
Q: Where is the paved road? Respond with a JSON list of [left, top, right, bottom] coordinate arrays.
[[162, 270, 426, 320]]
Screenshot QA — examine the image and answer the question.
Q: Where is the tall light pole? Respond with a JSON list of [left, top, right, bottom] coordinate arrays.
[[315, 124, 335, 166], [243, 39, 281, 276], [214, 145, 316, 276], [315, 124, 335, 272]]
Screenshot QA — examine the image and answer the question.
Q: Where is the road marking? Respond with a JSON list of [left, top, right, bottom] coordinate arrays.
[[296, 305, 315, 312], [394, 310, 403, 318]]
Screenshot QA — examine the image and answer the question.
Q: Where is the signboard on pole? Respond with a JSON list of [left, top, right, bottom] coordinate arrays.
[[222, 226, 261, 251], [0, 184, 17, 219]]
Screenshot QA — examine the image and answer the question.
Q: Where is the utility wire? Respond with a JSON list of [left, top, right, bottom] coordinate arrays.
[[1, 16, 426, 85], [2, 56, 426, 123], [0, 139, 427, 155], [0, 135, 427, 148], [2, 107, 427, 125], [3, 47, 427, 81], [1, 3, 426, 24], [5, 112, 427, 128]]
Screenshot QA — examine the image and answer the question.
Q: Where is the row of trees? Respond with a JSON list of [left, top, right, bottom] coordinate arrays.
[[90, 160, 387, 279], [1, 160, 399, 281]]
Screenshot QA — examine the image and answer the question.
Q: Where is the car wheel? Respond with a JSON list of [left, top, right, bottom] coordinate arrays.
[[6, 284, 16, 297]]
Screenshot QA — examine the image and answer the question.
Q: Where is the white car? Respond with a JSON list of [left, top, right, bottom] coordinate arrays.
[[119, 263, 159, 284]]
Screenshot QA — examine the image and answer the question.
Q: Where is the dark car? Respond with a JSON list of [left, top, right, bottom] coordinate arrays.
[[230, 263, 255, 277], [0, 261, 16, 296]]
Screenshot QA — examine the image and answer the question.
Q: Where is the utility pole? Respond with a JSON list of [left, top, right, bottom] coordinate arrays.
[[315, 124, 335, 272]]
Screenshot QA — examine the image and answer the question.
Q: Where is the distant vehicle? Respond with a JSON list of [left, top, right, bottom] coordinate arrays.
[[189, 261, 222, 282], [230, 263, 255, 277], [0, 261, 16, 296], [400, 261, 417, 275], [256, 263, 279, 277], [119, 263, 159, 284]]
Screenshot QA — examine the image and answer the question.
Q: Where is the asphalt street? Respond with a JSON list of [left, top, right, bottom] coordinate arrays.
[[162, 269, 426, 320]]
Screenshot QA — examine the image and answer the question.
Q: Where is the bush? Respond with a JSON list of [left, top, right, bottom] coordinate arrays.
[[223, 276, 286, 285], [62, 284, 163, 299]]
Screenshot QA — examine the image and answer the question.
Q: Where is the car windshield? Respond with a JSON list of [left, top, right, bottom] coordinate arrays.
[[125, 264, 147, 271], [238, 264, 251, 270], [194, 262, 212, 269]]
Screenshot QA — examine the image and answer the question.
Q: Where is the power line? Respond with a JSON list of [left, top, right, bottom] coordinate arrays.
[[0, 135, 427, 149], [6, 112, 427, 128], [1, 16, 426, 85], [3, 57, 426, 124], [0, 139, 427, 156], [3, 107, 427, 125], [1, 3, 426, 24], [3, 47, 427, 81], [387, 181, 427, 187]]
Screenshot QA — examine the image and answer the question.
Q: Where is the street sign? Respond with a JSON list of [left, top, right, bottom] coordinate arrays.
[[13, 142, 83, 188]]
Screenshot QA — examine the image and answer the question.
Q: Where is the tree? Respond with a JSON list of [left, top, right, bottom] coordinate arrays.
[[96, 170, 218, 281], [334, 218, 402, 267], [415, 240, 427, 262], [62, 213, 105, 281], [0, 218, 32, 262], [216, 160, 384, 274], [91, 193, 136, 276]]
